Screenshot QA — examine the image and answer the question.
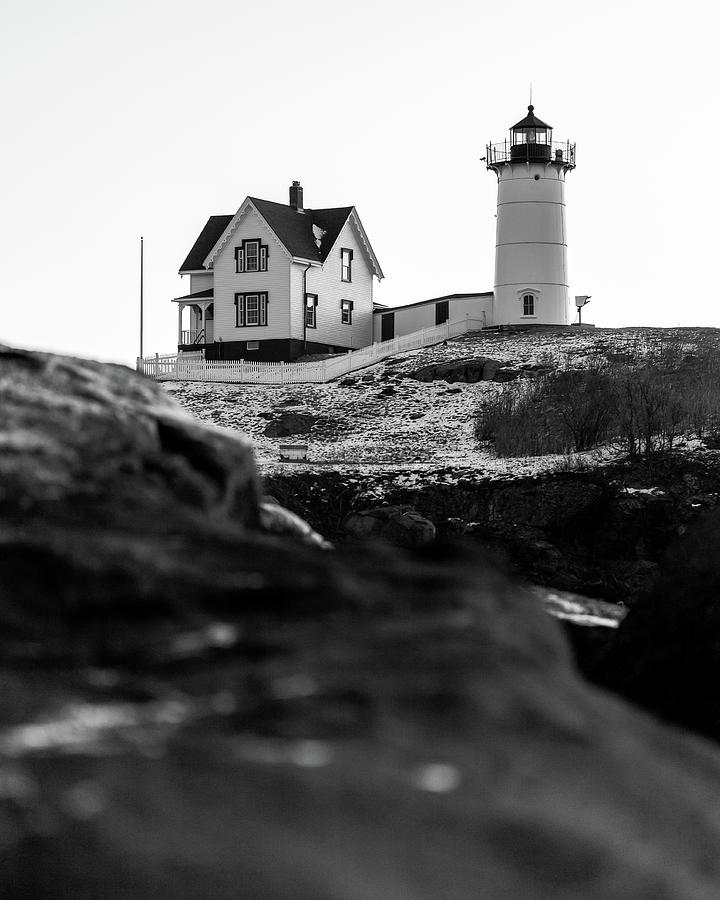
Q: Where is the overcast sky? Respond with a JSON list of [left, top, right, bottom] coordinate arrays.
[[2, 0, 718, 365]]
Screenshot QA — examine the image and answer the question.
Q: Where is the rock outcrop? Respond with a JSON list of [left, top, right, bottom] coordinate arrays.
[[590, 505, 720, 743], [342, 505, 436, 547], [412, 357, 513, 383], [4, 346, 720, 898], [263, 411, 319, 437]]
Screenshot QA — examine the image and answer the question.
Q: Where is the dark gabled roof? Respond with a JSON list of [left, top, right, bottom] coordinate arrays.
[[179, 215, 233, 272], [511, 105, 552, 131], [311, 207, 356, 261], [249, 198, 353, 263], [173, 288, 214, 301]]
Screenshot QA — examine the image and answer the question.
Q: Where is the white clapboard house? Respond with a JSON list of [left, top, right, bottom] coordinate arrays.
[[175, 182, 384, 362]]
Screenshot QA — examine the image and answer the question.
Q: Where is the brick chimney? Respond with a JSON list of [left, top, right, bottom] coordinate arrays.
[[289, 180, 304, 212]]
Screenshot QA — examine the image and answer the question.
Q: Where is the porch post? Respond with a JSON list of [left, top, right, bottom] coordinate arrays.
[[177, 304, 183, 346], [200, 304, 206, 341]]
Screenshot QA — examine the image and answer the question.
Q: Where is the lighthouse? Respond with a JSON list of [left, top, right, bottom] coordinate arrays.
[[486, 106, 576, 325]]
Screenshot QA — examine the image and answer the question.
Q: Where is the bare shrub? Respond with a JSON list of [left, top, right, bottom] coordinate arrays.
[[476, 333, 720, 460], [476, 380, 566, 456], [476, 368, 613, 457]]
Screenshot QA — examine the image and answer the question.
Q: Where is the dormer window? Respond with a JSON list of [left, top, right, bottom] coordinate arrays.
[[235, 239, 268, 273], [341, 248, 353, 283], [246, 242, 259, 271]]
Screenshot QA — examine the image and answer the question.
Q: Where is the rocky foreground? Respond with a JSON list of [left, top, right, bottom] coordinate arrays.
[[4, 345, 720, 898]]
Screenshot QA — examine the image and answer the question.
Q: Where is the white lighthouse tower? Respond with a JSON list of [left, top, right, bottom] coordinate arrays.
[[486, 106, 576, 325]]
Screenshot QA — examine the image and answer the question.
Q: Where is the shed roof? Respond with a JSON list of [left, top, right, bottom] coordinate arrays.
[[372, 292, 493, 315]]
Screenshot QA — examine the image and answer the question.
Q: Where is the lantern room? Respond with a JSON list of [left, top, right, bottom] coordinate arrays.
[[486, 105, 575, 169], [510, 105, 553, 161]]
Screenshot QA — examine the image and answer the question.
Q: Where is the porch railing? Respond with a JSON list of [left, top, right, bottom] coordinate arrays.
[[180, 329, 205, 345], [137, 316, 486, 384]]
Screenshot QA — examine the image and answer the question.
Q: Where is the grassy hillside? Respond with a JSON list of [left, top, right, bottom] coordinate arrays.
[[165, 325, 720, 476]]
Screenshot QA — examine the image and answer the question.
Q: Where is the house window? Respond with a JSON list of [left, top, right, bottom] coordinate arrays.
[[341, 299, 353, 325], [245, 241, 259, 272], [246, 341, 260, 350], [341, 248, 353, 282], [235, 292, 268, 327], [235, 239, 268, 273], [246, 293, 260, 324], [305, 293, 318, 328], [523, 294, 535, 316]]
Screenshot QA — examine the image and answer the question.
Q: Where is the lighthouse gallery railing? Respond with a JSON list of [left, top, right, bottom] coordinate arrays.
[[486, 140, 576, 168]]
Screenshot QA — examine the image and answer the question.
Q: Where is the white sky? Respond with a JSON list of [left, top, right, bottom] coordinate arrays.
[[1, 0, 718, 366]]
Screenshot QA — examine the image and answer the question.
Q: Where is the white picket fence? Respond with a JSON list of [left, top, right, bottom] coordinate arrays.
[[137, 316, 486, 384]]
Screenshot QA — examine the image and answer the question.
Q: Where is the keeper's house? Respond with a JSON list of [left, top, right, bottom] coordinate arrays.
[[175, 182, 384, 362]]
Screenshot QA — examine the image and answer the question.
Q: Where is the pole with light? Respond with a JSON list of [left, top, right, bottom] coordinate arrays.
[[575, 295, 591, 326], [139, 236, 144, 363]]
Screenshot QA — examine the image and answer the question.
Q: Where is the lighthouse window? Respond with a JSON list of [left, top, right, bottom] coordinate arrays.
[[523, 294, 535, 316]]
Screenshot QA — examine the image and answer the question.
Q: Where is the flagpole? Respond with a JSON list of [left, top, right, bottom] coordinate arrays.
[[140, 236, 144, 361]]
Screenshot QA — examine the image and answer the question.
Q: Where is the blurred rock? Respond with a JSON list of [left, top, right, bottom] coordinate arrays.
[[590, 506, 720, 743], [4, 347, 720, 898]]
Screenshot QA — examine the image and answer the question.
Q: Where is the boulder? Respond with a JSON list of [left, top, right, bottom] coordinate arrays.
[[264, 412, 318, 437], [5, 347, 720, 897], [590, 506, 720, 743], [481, 358, 503, 381], [342, 505, 436, 547], [0, 346, 260, 525], [412, 357, 524, 384], [412, 357, 497, 383]]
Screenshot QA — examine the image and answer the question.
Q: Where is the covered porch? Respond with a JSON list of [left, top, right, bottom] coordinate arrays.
[[173, 289, 215, 347]]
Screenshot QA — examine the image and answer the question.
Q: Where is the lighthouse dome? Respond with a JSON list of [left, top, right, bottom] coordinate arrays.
[[510, 105, 553, 161], [511, 105, 552, 131]]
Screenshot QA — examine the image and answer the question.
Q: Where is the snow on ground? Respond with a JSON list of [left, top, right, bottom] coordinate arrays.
[[163, 326, 720, 478]]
